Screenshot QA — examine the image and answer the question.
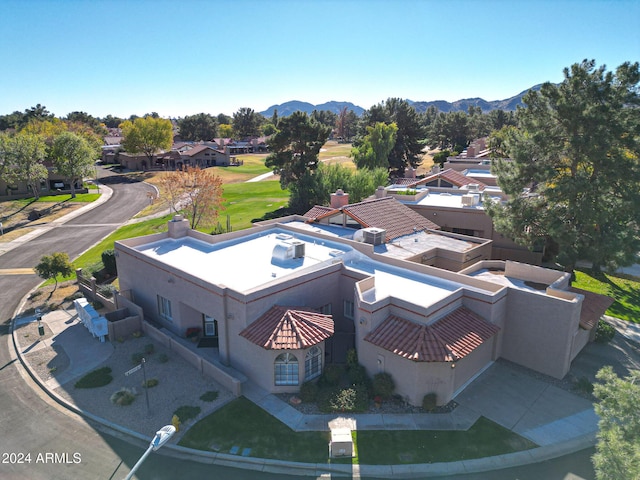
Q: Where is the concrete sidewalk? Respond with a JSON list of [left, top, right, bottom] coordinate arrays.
[[12, 307, 606, 478]]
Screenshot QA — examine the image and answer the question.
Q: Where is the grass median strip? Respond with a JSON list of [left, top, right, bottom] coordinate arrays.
[[179, 397, 537, 464]]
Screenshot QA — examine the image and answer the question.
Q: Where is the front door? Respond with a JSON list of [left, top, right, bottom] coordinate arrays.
[[202, 315, 219, 347]]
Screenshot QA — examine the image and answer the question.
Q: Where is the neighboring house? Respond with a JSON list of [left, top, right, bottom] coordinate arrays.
[[387, 168, 543, 264], [115, 197, 611, 407], [179, 144, 231, 167], [0, 162, 84, 199]]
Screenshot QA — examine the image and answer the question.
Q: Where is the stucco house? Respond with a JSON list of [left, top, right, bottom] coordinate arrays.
[[114, 198, 611, 407]]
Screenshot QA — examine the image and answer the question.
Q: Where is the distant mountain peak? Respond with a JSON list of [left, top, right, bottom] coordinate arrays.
[[260, 85, 544, 117]]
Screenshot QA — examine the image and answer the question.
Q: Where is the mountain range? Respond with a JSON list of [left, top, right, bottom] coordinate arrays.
[[260, 85, 543, 117]]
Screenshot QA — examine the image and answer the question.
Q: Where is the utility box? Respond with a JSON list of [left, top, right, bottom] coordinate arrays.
[[329, 428, 353, 458]]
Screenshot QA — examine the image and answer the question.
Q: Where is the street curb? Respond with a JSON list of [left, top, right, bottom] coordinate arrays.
[[9, 312, 597, 478]]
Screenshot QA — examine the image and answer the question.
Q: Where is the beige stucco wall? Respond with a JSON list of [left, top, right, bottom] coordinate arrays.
[[501, 287, 582, 379]]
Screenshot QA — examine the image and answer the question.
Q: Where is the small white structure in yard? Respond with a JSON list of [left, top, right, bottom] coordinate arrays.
[[329, 428, 353, 458], [73, 298, 108, 342]]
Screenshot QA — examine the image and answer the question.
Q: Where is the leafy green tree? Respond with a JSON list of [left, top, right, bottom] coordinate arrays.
[[232, 107, 263, 139], [266, 111, 331, 212], [316, 163, 388, 204], [218, 124, 233, 138], [177, 113, 218, 141], [0, 132, 16, 186], [311, 109, 338, 128], [51, 132, 96, 198], [360, 98, 425, 176], [11, 132, 48, 199], [64, 111, 103, 133], [100, 114, 125, 129], [34, 252, 74, 291], [428, 111, 471, 151], [592, 366, 640, 480], [486, 60, 640, 272], [217, 113, 232, 125], [120, 116, 173, 163], [0, 110, 26, 130], [352, 122, 398, 170]]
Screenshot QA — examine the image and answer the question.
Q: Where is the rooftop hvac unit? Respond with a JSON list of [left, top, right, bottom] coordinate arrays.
[[362, 227, 386, 246], [467, 183, 480, 192], [461, 194, 480, 206], [291, 240, 305, 258]]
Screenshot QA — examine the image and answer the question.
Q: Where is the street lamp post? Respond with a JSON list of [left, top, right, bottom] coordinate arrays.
[[124, 425, 176, 480]]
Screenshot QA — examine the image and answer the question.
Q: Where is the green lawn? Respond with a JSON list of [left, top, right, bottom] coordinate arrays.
[[179, 397, 537, 464], [221, 180, 289, 231], [572, 269, 640, 323]]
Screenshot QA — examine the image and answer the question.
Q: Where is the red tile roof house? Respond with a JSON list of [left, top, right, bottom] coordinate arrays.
[[114, 198, 611, 407], [386, 168, 544, 264]]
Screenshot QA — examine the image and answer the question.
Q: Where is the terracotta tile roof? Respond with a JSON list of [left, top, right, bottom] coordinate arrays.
[[343, 197, 440, 241], [303, 205, 337, 220], [400, 168, 488, 190], [240, 306, 334, 350], [364, 307, 499, 362], [569, 287, 615, 330]]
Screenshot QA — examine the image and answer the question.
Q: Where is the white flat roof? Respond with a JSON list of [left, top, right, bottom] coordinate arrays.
[[134, 230, 350, 293]]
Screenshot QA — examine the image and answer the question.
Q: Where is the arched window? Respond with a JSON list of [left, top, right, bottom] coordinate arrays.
[[274, 353, 298, 386], [304, 346, 322, 381]]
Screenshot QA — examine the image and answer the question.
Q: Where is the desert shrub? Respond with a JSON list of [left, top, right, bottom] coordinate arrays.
[[372, 372, 395, 399], [595, 319, 616, 343], [101, 249, 117, 276], [300, 381, 319, 403], [131, 352, 144, 364], [318, 364, 344, 387], [91, 300, 104, 310], [174, 405, 201, 422], [98, 285, 114, 298], [200, 391, 219, 402], [573, 376, 594, 395], [318, 384, 368, 413], [144, 343, 155, 355], [75, 367, 113, 388], [64, 291, 84, 302], [347, 364, 370, 386], [110, 388, 136, 406], [158, 353, 169, 363], [143, 378, 159, 388], [346, 348, 358, 369], [422, 393, 437, 411]]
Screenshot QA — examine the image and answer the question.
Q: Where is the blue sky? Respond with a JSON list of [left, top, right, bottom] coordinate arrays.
[[1, 0, 638, 118]]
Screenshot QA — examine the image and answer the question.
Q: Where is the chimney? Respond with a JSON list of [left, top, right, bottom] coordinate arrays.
[[405, 167, 416, 178], [168, 214, 190, 238], [466, 145, 476, 158], [330, 189, 350, 208], [375, 186, 386, 199]]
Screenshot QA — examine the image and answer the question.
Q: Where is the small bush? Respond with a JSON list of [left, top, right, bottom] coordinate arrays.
[[174, 405, 201, 422], [75, 367, 113, 388], [144, 343, 155, 355], [91, 300, 104, 310], [200, 391, 219, 402], [346, 348, 358, 369], [131, 352, 144, 364], [573, 376, 594, 395], [372, 372, 395, 399], [64, 291, 84, 302], [98, 285, 114, 298], [300, 381, 319, 403], [158, 353, 169, 363], [101, 249, 117, 276], [110, 387, 136, 406], [132, 331, 142, 338], [422, 393, 437, 411], [143, 378, 159, 388], [323, 384, 369, 413], [347, 364, 370, 386], [595, 319, 616, 343], [318, 364, 344, 387]]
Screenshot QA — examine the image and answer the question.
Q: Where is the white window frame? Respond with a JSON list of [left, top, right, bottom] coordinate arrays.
[[304, 346, 322, 381], [274, 353, 299, 386], [157, 295, 172, 322]]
